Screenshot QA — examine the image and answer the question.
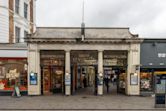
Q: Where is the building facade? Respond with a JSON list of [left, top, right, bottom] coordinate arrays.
[[140, 39, 166, 96], [0, 0, 36, 95], [0, 44, 28, 95], [26, 27, 143, 96], [0, 0, 36, 43]]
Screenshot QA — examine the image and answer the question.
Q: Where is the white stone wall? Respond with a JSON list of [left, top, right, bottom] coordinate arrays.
[[0, 0, 36, 43], [0, 0, 9, 43], [14, 0, 32, 43]]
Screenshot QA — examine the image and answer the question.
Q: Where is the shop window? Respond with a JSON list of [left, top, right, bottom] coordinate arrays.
[[0, 59, 27, 91], [140, 72, 153, 91]]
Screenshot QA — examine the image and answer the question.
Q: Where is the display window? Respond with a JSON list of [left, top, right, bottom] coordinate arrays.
[[140, 72, 153, 91], [119, 73, 126, 89], [0, 58, 27, 91]]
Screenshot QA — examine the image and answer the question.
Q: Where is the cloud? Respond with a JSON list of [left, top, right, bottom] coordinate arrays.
[[36, 0, 166, 38]]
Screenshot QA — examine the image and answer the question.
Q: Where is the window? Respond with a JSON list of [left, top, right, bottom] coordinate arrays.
[[15, 0, 20, 14], [15, 27, 20, 43], [24, 3, 28, 19], [0, 58, 27, 91], [24, 31, 28, 38]]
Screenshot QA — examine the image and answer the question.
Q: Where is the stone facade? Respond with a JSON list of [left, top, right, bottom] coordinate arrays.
[[26, 27, 143, 96]]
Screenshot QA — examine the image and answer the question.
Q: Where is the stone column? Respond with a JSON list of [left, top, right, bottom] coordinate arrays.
[[126, 44, 140, 95], [97, 50, 103, 95], [28, 44, 41, 95], [65, 50, 71, 95]]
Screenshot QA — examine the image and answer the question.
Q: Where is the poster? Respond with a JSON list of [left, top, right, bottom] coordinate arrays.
[[130, 73, 138, 85], [30, 72, 37, 85]]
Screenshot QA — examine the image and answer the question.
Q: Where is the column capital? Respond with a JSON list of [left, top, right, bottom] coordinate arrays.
[[98, 50, 104, 52], [65, 50, 71, 52]]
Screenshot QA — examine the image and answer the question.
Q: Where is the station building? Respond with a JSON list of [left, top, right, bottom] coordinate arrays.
[[25, 27, 143, 96]]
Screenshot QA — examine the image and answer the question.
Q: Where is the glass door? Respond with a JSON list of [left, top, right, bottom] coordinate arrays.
[[51, 67, 64, 94]]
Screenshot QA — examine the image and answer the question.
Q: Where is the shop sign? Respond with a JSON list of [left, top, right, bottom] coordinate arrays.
[[158, 53, 166, 58], [41, 55, 64, 58], [130, 73, 138, 85], [104, 59, 117, 66], [104, 55, 127, 59]]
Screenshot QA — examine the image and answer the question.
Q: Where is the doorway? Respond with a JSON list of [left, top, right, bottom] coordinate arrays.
[[41, 66, 64, 95], [40, 50, 65, 95], [103, 67, 127, 94], [71, 50, 98, 95], [103, 50, 128, 95], [71, 65, 98, 95]]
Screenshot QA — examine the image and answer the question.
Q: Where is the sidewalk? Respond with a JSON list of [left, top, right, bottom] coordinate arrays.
[[0, 93, 165, 111]]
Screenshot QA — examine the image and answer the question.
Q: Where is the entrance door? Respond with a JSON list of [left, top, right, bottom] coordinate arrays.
[[42, 66, 64, 95]]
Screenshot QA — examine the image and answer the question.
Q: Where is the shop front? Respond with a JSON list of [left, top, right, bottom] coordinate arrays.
[[40, 50, 65, 95], [26, 27, 143, 96], [140, 39, 166, 96], [0, 44, 28, 95]]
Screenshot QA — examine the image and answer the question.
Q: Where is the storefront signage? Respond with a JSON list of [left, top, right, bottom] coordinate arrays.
[[104, 55, 127, 59], [158, 53, 166, 58], [104, 59, 117, 66], [30, 72, 37, 85], [41, 55, 64, 58], [130, 73, 138, 85]]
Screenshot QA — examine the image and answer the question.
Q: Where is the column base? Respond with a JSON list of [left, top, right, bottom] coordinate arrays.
[[65, 86, 71, 96], [97, 85, 103, 95]]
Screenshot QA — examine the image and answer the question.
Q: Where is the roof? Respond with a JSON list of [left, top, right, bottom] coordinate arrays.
[[30, 27, 138, 39]]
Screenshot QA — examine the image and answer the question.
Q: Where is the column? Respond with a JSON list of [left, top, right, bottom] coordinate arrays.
[[28, 44, 41, 95], [98, 50, 103, 95], [127, 46, 140, 95], [65, 50, 71, 95]]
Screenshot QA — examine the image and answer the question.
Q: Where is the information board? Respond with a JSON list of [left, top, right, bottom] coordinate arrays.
[[130, 73, 138, 85], [30, 72, 37, 85], [155, 75, 166, 94], [155, 74, 166, 108]]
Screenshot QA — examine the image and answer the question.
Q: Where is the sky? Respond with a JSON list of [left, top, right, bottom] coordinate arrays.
[[36, 0, 166, 38]]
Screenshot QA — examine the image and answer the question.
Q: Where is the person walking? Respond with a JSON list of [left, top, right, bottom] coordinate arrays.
[[83, 76, 87, 88], [104, 75, 109, 93]]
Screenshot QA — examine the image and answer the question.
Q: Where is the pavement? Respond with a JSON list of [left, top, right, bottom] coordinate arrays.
[[0, 86, 165, 111]]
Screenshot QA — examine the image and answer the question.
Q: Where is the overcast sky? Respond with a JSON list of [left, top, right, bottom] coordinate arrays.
[[36, 0, 166, 38]]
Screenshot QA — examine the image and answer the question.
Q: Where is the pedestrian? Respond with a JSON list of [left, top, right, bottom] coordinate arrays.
[[104, 75, 109, 93], [83, 76, 87, 88]]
